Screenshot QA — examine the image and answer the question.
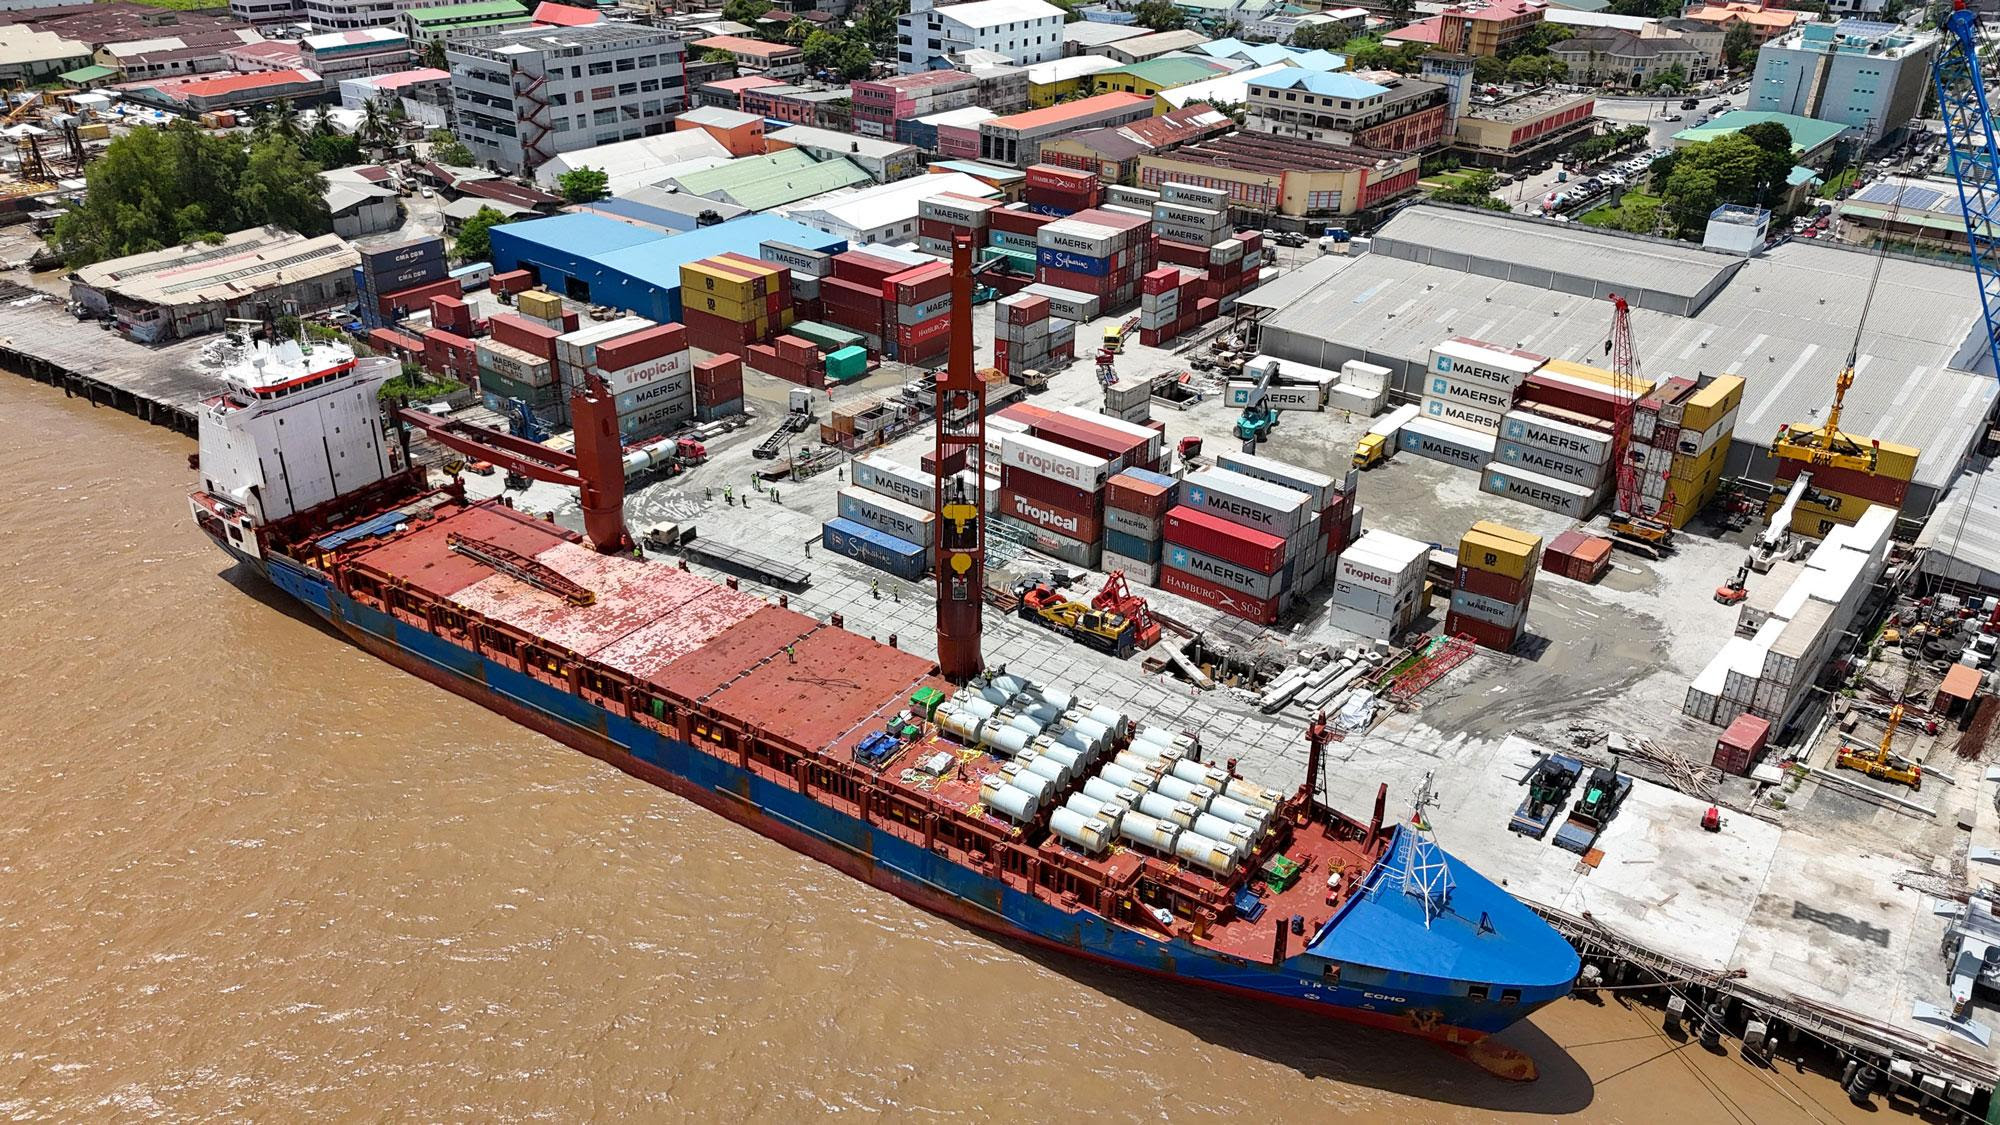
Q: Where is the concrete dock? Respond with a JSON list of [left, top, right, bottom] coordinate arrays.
[[0, 295, 224, 435]]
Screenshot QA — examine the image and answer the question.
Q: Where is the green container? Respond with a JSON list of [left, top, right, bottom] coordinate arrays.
[[790, 319, 866, 352], [978, 247, 1035, 275], [825, 345, 869, 382]]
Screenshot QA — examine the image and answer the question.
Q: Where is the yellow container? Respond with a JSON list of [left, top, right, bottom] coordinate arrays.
[[1768, 483, 1886, 536], [691, 291, 770, 323], [1538, 357, 1655, 399], [1458, 523, 1540, 581], [681, 259, 765, 305], [1679, 374, 1744, 432], [516, 289, 563, 321], [76, 122, 109, 141]]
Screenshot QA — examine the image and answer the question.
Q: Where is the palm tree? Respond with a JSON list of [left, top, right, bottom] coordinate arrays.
[[359, 98, 386, 153], [311, 103, 335, 137], [423, 38, 447, 71], [272, 98, 303, 142]]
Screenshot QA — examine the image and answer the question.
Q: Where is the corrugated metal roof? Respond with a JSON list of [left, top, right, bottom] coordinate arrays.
[[667, 148, 871, 211], [1257, 215, 1999, 490]]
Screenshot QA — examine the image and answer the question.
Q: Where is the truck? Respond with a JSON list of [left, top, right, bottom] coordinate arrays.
[[1509, 754, 1583, 839], [1353, 403, 1420, 469], [1553, 758, 1632, 854]]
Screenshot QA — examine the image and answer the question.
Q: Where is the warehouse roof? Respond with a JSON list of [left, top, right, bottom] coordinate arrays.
[[1097, 55, 1228, 88], [766, 124, 915, 162], [1112, 29, 1210, 57], [1027, 54, 1120, 84], [1916, 465, 2000, 589], [1256, 205, 1998, 491], [70, 226, 357, 307], [482, 212, 664, 260], [692, 33, 800, 57], [917, 105, 997, 128], [1154, 62, 1290, 110], [984, 91, 1150, 131], [777, 170, 1000, 236], [666, 147, 871, 211], [1064, 20, 1148, 47], [589, 214, 846, 292], [677, 104, 761, 129], [573, 185, 750, 230], [407, 1, 530, 24], [927, 0, 1064, 29], [530, 130, 733, 195]]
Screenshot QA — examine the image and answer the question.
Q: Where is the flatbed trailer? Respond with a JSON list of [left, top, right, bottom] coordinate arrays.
[[1510, 754, 1583, 839]]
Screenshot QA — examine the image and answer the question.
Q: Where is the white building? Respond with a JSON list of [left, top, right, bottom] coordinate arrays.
[[305, 0, 461, 32], [230, 0, 305, 27], [777, 170, 999, 246], [766, 124, 921, 183], [324, 166, 402, 238], [529, 130, 733, 195], [449, 23, 687, 173], [897, 0, 1065, 75], [1749, 19, 1939, 148]]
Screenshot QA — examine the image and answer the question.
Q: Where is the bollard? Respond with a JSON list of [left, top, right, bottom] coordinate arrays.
[[1664, 996, 1686, 1034]]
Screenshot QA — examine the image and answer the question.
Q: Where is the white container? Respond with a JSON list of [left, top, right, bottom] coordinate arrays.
[[1137, 791, 1199, 829], [852, 454, 938, 510], [1086, 704, 1130, 739], [1005, 769, 1054, 805], [1500, 409, 1611, 465], [1214, 450, 1339, 512], [1428, 337, 1543, 391], [1175, 832, 1239, 875], [1065, 792, 1127, 825], [959, 695, 999, 722], [1398, 416, 1497, 472], [1117, 811, 1180, 852], [1154, 774, 1215, 809], [1207, 792, 1268, 831], [1422, 395, 1507, 433], [1041, 744, 1084, 774], [1067, 717, 1111, 753], [1171, 759, 1229, 789], [1192, 813, 1256, 850], [1182, 467, 1312, 538], [1024, 753, 1072, 787], [1050, 807, 1113, 853], [1083, 777, 1143, 808], [1098, 761, 1148, 791], [1494, 439, 1608, 488], [1480, 461, 1602, 519]]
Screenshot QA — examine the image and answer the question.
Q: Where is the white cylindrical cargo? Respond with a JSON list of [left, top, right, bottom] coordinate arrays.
[[985, 781, 1039, 822], [1041, 744, 1083, 774], [1098, 762, 1147, 791], [991, 673, 1031, 698], [1206, 793, 1269, 831], [1054, 726, 1097, 758], [1050, 807, 1112, 854], [1222, 776, 1280, 812], [938, 708, 983, 744], [1086, 705, 1128, 739], [1113, 751, 1165, 778], [1117, 811, 1180, 852], [1083, 777, 1142, 807], [1006, 769, 1053, 806], [1171, 759, 1229, 789], [1007, 713, 1045, 739], [1024, 754, 1071, 787], [1041, 688, 1076, 712], [1175, 832, 1239, 874], [1120, 740, 1163, 762], [1137, 791, 1199, 829], [981, 724, 1030, 757], [1064, 792, 1127, 825], [1134, 726, 1198, 756], [1193, 813, 1256, 850], [1070, 719, 1111, 753], [960, 696, 999, 722], [1154, 774, 1216, 809], [1021, 698, 1063, 726]]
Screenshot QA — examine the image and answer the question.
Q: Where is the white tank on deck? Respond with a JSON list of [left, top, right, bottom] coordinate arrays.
[[1006, 713, 1045, 739], [1175, 832, 1240, 875], [1193, 813, 1256, 851], [1070, 718, 1111, 752], [1040, 744, 1083, 773], [938, 708, 984, 744], [1171, 759, 1230, 789], [1134, 726, 1199, 756], [1050, 807, 1113, 854], [1154, 774, 1216, 809], [1021, 697, 1064, 726], [1117, 811, 1180, 852], [990, 673, 1031, 698], [1136, 791, 1199, 830], [1065, 792, 1127, 825], [1206, 793, 1269, 832], [1040, 687, 1076, 712], [959, 696, 999, 723], [981, 724, 1030, 757], [1112, 751, 1165, 779], [1024, 754, 1072, 787], [1222, 776, 1281, 812], [1005, 769, 1054, 806], [1083, 777, 1142, 808], [981, 777, 1037, 822], [1097, 762, 1148, 791], [1085, 705, 1128, 739]]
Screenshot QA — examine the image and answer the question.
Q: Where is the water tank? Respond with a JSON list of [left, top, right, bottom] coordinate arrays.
[[1118, 810, 1180, 852], [1041, 744, 1084, 774], [938, 708, 984, 744], [1137, 791, 1199, 829], [1086, 705, 1128, 739], [1206, 793, 1268, 831], [1222, 776, 1280, 812], [1050, 807, 1113, 854], [1121, 740, 1164, 763], [1065, 792, 1126, 826], [1113, 751, 1165, 779], [959, 696, 999, 723], [1025, 754, 1072, 787], [1171, 759, 1229, 789], [1007, 713, 1045, 739], [1006, 769, 1054, 806], [1055, 726, 1098, 757], [983, 779, 1039, 822], [990, 673, 1031, 698], [1135, 726, 1199, 756], [1069, 718, 1111, 753], [980, 724, 1030, 757], [1098, 762, 1148, 791], [1021, 697, 1064, 726], [1175, 832, 1240, 875], [1040, 688, 1076, 712], [1083, 777, 1142, 808], [1193, 813, 1255, 850], [1155, 774, 1216, 809]]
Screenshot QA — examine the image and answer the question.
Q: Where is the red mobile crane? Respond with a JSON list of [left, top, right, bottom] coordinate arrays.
[[1604, 294, 1674, 557]]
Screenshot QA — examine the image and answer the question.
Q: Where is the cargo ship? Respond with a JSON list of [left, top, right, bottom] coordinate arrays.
[[188, 320, 1578, 1078]]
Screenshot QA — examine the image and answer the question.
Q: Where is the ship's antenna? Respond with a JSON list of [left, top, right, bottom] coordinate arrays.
[[1400, 771, 1455, 927]]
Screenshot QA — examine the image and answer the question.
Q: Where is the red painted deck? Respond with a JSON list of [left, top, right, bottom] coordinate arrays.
[[347, 504, 569, 600]]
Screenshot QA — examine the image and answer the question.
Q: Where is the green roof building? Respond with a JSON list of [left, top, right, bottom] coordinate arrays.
[[662, 148, 871, 211], [402, 0, 532, 46], [1672, 110, 1850, 166], [1091, 56, 1229, 98], [57, 63, 117, 88]]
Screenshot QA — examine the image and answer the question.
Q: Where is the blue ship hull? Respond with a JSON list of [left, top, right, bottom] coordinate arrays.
[[234, 544, 1577, 1048]]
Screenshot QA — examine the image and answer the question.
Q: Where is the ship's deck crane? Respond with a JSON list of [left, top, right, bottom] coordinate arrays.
[[1604, 295, 1674, 556]]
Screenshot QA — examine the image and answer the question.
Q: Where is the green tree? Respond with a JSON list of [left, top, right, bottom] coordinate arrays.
[[1133, 0, 1187, 31], [1663, 163, 1719, 232], [303, 131, 362, 168], [454, 205, 510, 262], [701, 47, 739, 64], [801, 28, 844, 73], [423, 37, 447, 70], [1723, 21, 1754, 68], [1289, 20, 1352, 50], [311, 103, 335, 137], [782, 17, 814, 45], [853, 0, 904, 52], [1049, 0, 1085, 22], [835, 40, 876, 81], [1473, 54, 1507, 83], [1382, 0, 1416, 23], [1431, 169, 1509, 210], [721, 0, 766, 25], [1650, 64, 1688, 92], [239, 135, 332, 234], [1596, 195, 1661, 234], [428, 128, 475, 167], [557, 165, 610, 203]]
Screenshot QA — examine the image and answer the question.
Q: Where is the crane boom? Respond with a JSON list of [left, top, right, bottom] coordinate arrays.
[[1934, 0, 2000, 382]]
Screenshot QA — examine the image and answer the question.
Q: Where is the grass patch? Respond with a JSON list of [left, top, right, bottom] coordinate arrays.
[[1420, 169, 1479, 192], [1819, 167, 1860, 198], [1579, 190, 1663, 233]]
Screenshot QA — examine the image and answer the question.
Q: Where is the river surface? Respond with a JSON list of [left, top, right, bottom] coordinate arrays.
[[0, 376, 1877, 1122]]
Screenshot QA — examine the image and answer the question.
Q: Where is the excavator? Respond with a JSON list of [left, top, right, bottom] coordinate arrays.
[[1837, 662, 1925, 790], [1016, 581, 1137, 657]]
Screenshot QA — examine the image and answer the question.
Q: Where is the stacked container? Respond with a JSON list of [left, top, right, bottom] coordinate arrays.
[[746, 334, 823, 388], [819, 249, 916, 355], [1036, 207, 1154, 313], [556, 318, 694, 442], [1634, 374, 1746, 530], [996, 431, 1107, 569], [1328, 529, 1429, 641], [355, 237, 448, 330], [1161, 467, 1316, 626], [693, 353, 744, 421], [884, 261, 954, 366], [1150, 186, 1228, 253], [421, 329, 475, 384], [477, 313, 561, 422], [1448, 521, 1542, 651], [982, 205, 1055, 284], [1102, 373, 1153, 425], [429, 293, 471, 336], [1103, 468, 1178, 583], [916, 192, 999, 260], [759, 240, 835, 323], [821, 453, 941, 580], [994, 292, 1051, 379], [1138, 267, 1208, 347], [1020, 281, 1099, 324], [680, 254, 795, 354], [1023, 163, 1101, 216], [1422, 336, 1539, 436], [1542, 528, 1613, 583], [514, 289, 568, 330], [1330, 359, 1391, 416], [1496, 407, 1613, 497], [1213, 450, 1349, 588]]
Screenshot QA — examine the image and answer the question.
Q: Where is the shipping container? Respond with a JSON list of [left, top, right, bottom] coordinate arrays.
[[1159, 565, 1280, 625], [838, 487, 938, 545], [1335, 530, 1430, 593], [1101, 550, 1160, 585], [1445, 610, 1519, 652], [1500, 409, 1611, 465], [1212, 452, 1338, 512], [1181, 468, 1311, 538], [823, 517, 930, 581], [1105, 527, 1163, 563], [1324, 600, 1401, 642], [613, 369, 692, 417], [1421, 395, 1507, 433], [1458, 522, 1541, 582], [1427, 337, 1545, 391], [1329, 577, 1406, 619], [618, 394, 694, 441], [473, 339, 553, 387], [1449, 588, 1527, 630], [994, 513, 1101, 569], [1480, 463, 1602, 519], [1495, 438, 1608, 488], [1425, 372, 1517, 413], [1106, 469, 1176, 518], [761, 240, 834, 278], [1162, 506, 1286, 576], [1397, 416, 1495, 471], [1104, 505, 1161, 541], [997, 488, 1102, 542], [1000, 432, 1109, 489]]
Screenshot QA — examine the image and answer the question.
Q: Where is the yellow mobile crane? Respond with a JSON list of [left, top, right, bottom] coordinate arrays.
[[1837, 658, 1925, 790]]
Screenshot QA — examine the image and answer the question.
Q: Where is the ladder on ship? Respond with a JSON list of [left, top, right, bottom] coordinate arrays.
[[447, 532, 596, 606]]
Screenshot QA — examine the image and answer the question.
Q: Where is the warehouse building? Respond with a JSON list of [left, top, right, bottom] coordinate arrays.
[[1134, 132, 1422, 220], [766, 125, 920, 184], [977, 91, 1153, 167], [776, 170, 1000, 246], [1246, 204, 1999, 516], [487, 213, 845, 323], [68, 226, 357, 343], [1036, 102, 1233, 185]]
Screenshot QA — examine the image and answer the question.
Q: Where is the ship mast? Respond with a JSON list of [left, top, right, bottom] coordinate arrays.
[[932, 233, 987, 681]]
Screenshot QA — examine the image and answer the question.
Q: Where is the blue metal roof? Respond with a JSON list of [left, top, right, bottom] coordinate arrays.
[[1248, 69, 1388, 99], [592, 215, 847, 292], [490, 213, 667, 260], [1196, 38, 1346, 71], [1305, 825, 1581, 990]]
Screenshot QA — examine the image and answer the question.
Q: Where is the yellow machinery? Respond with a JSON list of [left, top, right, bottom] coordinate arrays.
[[1018, 584, 1136, 657], [1837, 658, 1924, 790], [4, 89, 38, 127], [1352, 432, 1388, 469]]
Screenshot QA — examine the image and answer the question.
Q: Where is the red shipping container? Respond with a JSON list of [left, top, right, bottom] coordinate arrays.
[[560, 311, 580, 332], [1162, 506, 1285, 574], [1026, 164, 1096, 191], [683, 308, 763, 346], [430, 294, 470, 333], [989, 208, 1055, 236], [896, 313, 951, 348], [998, 488, 1103, 542], [1105, 472, 1172, 518], [1159, 565, 1280, 625], [823, 275, 884, 307], [1000, 464, 1099, 514], [595, 323, 687, 372], [1035, 265, 1112, 294], [775, 334, 818, 365], [921, 445, 970, 475], [695, 371, 743, 407], [1713, 713, 1770, 776], [1194, 296, 1218, 319], [996, 402, 1055, 427], [1005, 294, 1050, 325], [1141, 267, 1180, 296], [1454, 565, 1530, 602], [1518, 373, 1627, 423], [1138, 327, 1163, 347], [1157, 239, 1208, 268], [379, 277, 459, 318], [1031, 412, 1147, 469], [491, 269, 533, 295], [1445, 611, 1519, 652], [831, 250, 907, 288], [368, 327, 424, 361], [885, 262, 952, 303]]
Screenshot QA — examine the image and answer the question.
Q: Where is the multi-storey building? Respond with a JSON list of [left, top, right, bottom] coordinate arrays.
[[229, 0, 303, 28], [299, 27, 411, 80], [976, 90, 1152, 167], [1245, 69, 1451, 153], [1548, 27, 1712, 88], [896, 0, 1063, 75], [1134, 132, 1422, 220], [1435, 0, 1546, 57], [402, 0, 530, 47], [1749, 18, 1938, 148], [448, 23, 686, 173], [690, 34, 803, 79], [851, 69, 979, 139]]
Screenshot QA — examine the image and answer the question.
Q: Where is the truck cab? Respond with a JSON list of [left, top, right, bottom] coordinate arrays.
[[1353, 433, 1388, 469]]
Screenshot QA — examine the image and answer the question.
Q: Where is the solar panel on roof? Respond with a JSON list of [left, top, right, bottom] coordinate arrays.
[[1902, 186, 1946, 211], [1855, 182, 1901, 205]]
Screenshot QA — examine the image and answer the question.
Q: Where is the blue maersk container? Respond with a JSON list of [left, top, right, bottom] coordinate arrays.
[[822, 517, 929, 581], [1104, 527, 1162, 563]]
